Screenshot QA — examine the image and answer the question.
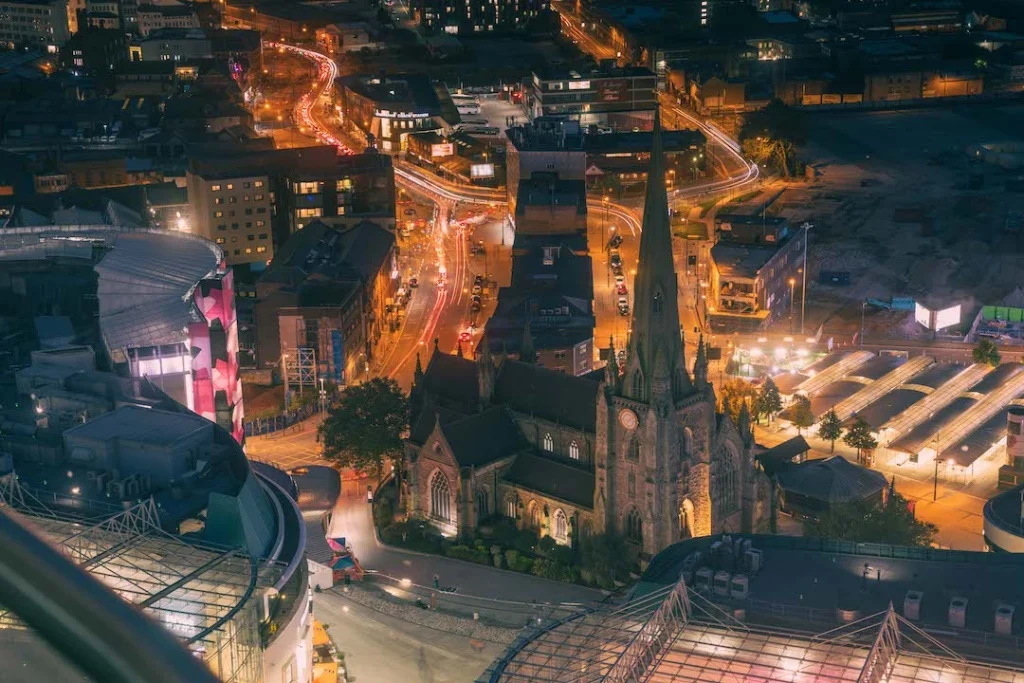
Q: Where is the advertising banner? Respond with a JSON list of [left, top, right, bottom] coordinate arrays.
[[596, 79, 629, 103]]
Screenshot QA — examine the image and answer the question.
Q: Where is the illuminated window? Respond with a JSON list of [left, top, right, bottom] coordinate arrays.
[[211, 184, 221, 191], [542, 433, 553, 452], [215, 237, 225, 244], [226, 183, 234, 190], [553, 509, 568, 543], [336, 178, 352, 191], [569, 441, 580, 460], [254, 180, 264, 187], [214, 211, 223, 218], [256, 246, 267, 253], [296, 208, 322, 218]]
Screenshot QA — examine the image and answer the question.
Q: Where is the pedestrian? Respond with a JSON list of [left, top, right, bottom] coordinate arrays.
[[433, 573, 440, 589]]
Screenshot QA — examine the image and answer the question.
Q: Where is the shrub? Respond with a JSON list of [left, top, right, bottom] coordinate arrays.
[[489, 518, 519, 547], [493, 553, 504, 569], [514, 555, 534, 572], [549, 545, 574, 567], [383, 519, 443, 554], [373, 497, 393, 530], [514, 529, 538, 554], [530, 558, 550, 577], [537, 535, 556, 556], [504, 549, 519, 568], [473, 549, 491, 564], [445, 544, 475, 562]]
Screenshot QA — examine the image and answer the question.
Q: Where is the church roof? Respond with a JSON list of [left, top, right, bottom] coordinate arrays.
[[441, 406, 527, 468], [503, 453, 595, 509], [755, 435, 810, 476], [493, 359, 600, 431], [408, 400, 465, 445], [776, 456, 887, 504], [419, 349, 480, 409]]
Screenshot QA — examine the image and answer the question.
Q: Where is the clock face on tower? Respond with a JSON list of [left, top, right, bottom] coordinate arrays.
[[619, 408, 638, 431]]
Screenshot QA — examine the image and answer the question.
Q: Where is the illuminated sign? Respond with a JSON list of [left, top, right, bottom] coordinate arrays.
[[470, 163, 494, 179], [596, 79, 629, 103], [568, 80, 591, 90], [935, 304, 961, 331], [914, 302, 930, 329], [374, 109, 430, 119], [431, 143, 454, 158]]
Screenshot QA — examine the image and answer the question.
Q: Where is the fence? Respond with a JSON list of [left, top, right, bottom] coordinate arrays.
[[243, 403, 317, 438]]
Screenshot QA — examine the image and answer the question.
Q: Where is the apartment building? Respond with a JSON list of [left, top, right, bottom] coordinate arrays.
[[187, 169, 274, 265]]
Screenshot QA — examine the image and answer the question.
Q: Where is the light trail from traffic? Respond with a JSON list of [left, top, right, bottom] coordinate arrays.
[[267, 41, 355, 154]]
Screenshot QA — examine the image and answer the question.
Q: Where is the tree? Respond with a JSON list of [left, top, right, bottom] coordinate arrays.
[[818, 409, 843, 452], [755, 376, 783, 423], [805, 492, 937, 547], [739, 100, 806, 178], [319, 378, 409, 481], [973, 339, 1001, 367], [719, 379, 758, 424], [790, 395, 814, 435], [578, 533, 634, 587], [843, 417, 878, 465]]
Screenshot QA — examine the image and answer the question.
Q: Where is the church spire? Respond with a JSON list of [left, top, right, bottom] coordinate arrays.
[[520, 321, 537, 364], [414, 352, 424, 384], [693, 334, 708, 389], [622, 110, 691, 404], [604, 336, 619, 387]]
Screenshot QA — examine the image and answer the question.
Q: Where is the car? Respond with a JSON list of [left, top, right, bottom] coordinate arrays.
[[610, 234, 623, 248], [618, 304, 630, 316], [614, 274, 625, 285], [474, 274, 484, 285], [612, 263, 624, 276], [617, 295, 629, 307], [616, 283, 628, 295], [471, 300, 482, 312], [459, 331, 472, 343], [471, 284, 482, 296], [610, 253, 622, 267], [437, 279, 445, 289], [404, 208, 417, 216], [408, 277, 418, 288]]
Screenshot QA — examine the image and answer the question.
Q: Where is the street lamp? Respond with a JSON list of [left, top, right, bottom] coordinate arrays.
[[601, 195, 609, 247], [800, 222, 812, 334]]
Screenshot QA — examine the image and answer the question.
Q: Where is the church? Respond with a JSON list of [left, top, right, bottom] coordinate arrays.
[[404, 117, 766, 558]]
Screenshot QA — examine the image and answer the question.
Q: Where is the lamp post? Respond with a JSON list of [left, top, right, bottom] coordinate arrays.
[[800, 222, 812, 334], [788, 278, 796, 334], [601, 195, 609, 248]]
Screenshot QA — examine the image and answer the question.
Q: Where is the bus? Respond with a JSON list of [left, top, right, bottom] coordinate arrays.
[[456, 103, 481, 115]]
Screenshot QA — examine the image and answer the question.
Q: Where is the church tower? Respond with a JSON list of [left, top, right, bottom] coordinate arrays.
[[622, 110, 692, 405]]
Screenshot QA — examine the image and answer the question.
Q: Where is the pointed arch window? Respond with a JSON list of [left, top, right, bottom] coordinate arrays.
[[652, 291, 663, 314], [476, 487, 489, 519], [542, 432, 554, 452], [430, 471, 451, 522], [625, 508, 643, 544], [632, 372, 645, 400], [627, 469, 636, 499], [505, 495, 517, 519], [568, 440, 580, 460], [554, 509, 568, 543]]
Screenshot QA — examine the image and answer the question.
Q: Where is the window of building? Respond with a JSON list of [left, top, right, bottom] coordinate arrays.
[[211, 184, 221, 191], [627, 436, 640, 462], [256, 246, 267, 254], [554, 349, 567, 359], [231, 223, 238, 229], [214, 197, 223, 205], [296, 208, 322, 218], [214, 211, 223, 218], [217, 224, 226, 231], [257, 208, 266, 214], [243, 181, 251, 189], [254, 180, 264, 188], [568, 440, 580, 460], [243, 195, 250, 202], [247, 234, 255, 241], [553, 509, 568, 543], [627, 469, 636, 499], [295, 181, 321, 194], [215, 237, 225, 244], [258, 233, 268, 239], [542, 433, 553, 452], [475, 488, 489, 519], [245, 248, 252, 254], [625, 508, 643, 544], [336, 178, 352, 191], [505, 496, 516, 519], [226, 183, 234, 190], [430, 471, 451, 522], [228, 197, 236, 204], [233, 249, 240, 255], [254, 193, 264, 201], [256, 221, 266, 228]]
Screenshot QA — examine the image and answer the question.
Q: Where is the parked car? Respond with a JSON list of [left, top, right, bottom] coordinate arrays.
[[459, 331, 472, 343], [472, 284, 482, 296], [471, 299, 482, 312], [474, 274, 484, 285], [614, 274, 625, 286], [616, 283, 628, 295], [610, 253, 622, 267], [618, 303, 630, 316], [609, 234, 623, 248], [408, 277, 418, 288], [618, 295, 629, 307]]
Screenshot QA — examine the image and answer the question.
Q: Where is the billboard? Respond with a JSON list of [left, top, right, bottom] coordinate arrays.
[[935, 304, 961, 331], [596, 79, 629, 103], [431, 143, 454, 158], [470, 163, 495, 179], [915, 302, 930, 329]]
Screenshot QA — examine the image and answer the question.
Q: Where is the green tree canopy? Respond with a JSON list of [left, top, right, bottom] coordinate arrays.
[[973, 339, 1001, 367], [719, 379, 758, 424], [805, 492, 936, 547], [739, 100, 806, 177], [319, 378, 409, 479], [843, 416, 878, 463], [790, 395, 814, 434], [818, 409, 843, 452], [578, 533, 635, 586], [755, 376, 783, 422]]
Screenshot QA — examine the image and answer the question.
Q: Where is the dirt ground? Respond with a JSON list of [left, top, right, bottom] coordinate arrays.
[[768, 103, 1024, 337]]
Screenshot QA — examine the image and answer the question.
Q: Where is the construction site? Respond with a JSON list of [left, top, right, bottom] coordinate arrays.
[[777, 350, 1024, 483]]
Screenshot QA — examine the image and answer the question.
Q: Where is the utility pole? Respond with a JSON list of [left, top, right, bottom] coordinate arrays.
[[860, 300, 866, 347]]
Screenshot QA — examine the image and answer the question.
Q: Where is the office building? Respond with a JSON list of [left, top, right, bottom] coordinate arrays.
[[255, 220, 398, 384], [527, 66, 658, 129], [708, 213, 806, 332], [0, 0, 71, 48], [408, 0, 550, 34], [136, 2, 198, 37], [337, 72, 455, 154]]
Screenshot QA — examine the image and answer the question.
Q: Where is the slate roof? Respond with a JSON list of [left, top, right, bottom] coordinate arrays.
[[419, 349, 480, 409], [776, 456, 887, 504], [503, 453, 595, 509], [756, 435, 810, 476], [493, 359, 599, 431], [441, 406, 526, 468], [408, 399, 467, 445]]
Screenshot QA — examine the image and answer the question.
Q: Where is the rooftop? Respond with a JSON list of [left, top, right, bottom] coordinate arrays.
[[516, 176, 588, 217], [64, 404, 211, 445], [339, 72, 443, 113], [711, 241, 781, 279]]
